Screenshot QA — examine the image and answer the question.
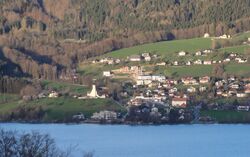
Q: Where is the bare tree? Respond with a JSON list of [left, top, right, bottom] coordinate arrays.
[[0, 129, 71, 157]]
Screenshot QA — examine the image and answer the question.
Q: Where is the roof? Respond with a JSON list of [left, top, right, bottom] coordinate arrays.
[[172, 98, 187, 101]]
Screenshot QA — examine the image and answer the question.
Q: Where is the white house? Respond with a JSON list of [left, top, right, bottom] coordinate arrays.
[[186, 61, 192, 66], [103, 71, 112, 77], [130, 55, 141, 62], [195, 51, 202, 56], [178, 51, 186, 56], [219, 34, 231, 39], [194, 59, 203, 65], [173, 61, 179, 66], [204, 33, 210, 38], [203, 61, 212, 65], [187, 87, 196, 93], [199, 76, 210, 84], [48, 91, 59, 98], [236, 93, 248, 98], [142, 53, 151, 61], [237, 106, 249, 111], [91, 111, 117, 120]]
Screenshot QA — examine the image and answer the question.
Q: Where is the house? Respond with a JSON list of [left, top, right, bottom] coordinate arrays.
[[187, 86, 196, 93], [142, 53, 151, 61], [115, 59, 121, 64], [103, 71, 112, 77], [244, 88, 250, 94], [203, 61, 212, 65], [237, 93, 248, 98], [238, 59, 247, 63], [156, 62, 166, 66], [178, 51, 186, 56], [172, 98, 187, 108], [195, 51, 202, 56], [91, 111, 117, 120], [151, 75, 166, 82], [48, 91, 59, 98], [216, 90, 223, 96], [182, 77, 198, 85], [136, 80, 152, 86], [194, 59, 203, 65], [173, 61, 179, 66], [200, 76, 210, 84], [130, 55, 141, 62], [199, 86, 207, 92], [219, 34, 231, 39], [186, 61, 192, 66], [204, 33, 210, 38], [203, 49, 213, 54], [229, 83, 240, 89], [237, 106, 250, 111], [230, 53, 237, 57], [223, 58, 231, 62]]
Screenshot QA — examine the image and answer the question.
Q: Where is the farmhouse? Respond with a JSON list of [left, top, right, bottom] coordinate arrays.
[[187, 86, 196, 93], [195, 51, 202, 56], [178, 51, 186, 56], [172, 98, 187, 108], [194, 59, 203, 65], [182, 77, 198, 85], [186, 61, 192, 66], [130, 55, 141, 62], [199, 76, 210, 84], [48, 91, 59, 98], [103, 71, 112, 77], [156, 62, 166, 66], [236, 93, 248, 98], [199, 86, 207, 92], [173, 61, 179, 66], [203, 61, 212, 65], [204, 33, 210, 38], [142, 53, 151, 61]]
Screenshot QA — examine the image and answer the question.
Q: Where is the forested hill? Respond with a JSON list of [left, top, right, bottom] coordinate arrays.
[[1, 0, 250, 80]]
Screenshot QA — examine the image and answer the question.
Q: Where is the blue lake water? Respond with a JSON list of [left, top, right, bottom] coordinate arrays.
[[0, 123, 250, 157]]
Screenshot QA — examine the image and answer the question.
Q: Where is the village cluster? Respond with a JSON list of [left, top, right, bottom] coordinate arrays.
[[32, 35, 250, 123]]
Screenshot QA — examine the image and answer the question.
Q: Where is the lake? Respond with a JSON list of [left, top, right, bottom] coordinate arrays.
[[0, 123, 250, 157]]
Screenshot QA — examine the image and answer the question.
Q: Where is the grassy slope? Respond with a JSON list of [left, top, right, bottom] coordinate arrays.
[[106, 38, 212, 58], [42, 80, 89, 94], [201, 110, 250, 123], [151, 63, 250, 78], [0, 96, 126, 121]]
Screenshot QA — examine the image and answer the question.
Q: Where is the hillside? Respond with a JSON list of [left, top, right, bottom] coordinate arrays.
[[1, 0, 250, 81]]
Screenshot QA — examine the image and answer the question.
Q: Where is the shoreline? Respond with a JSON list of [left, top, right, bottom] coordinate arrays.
[[2, 120, 250, 126]]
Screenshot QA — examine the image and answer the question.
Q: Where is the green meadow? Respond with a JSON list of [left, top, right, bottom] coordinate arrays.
[[0, 96, 126, 121], [106, 38, 212, 58]]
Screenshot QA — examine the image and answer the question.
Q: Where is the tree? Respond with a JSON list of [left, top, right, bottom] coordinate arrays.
[[0, 129, 69, 157]]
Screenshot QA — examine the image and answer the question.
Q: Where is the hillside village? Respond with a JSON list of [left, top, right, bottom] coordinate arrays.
[[54, 34, 250, 124], [1, 34, 250, 124]]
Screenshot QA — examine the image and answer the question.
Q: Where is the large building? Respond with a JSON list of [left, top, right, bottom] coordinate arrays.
[[172, 98, 187, 108]]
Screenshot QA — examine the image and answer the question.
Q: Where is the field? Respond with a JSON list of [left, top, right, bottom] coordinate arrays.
[[201, 110, 250, 123], [218, 45, 250, 54], [150, 63, 250, 78], [41, 80, 90, 95], [106, 38, 212, 58], [0, 96, 126, 121]]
